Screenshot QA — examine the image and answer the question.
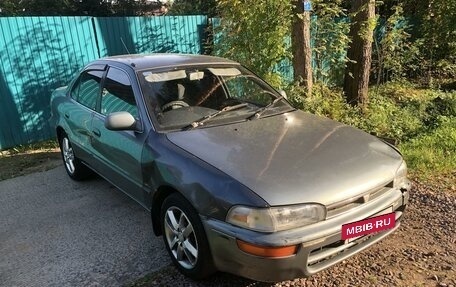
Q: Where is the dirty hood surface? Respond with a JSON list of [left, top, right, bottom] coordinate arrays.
[[166, 111, 403, 206]]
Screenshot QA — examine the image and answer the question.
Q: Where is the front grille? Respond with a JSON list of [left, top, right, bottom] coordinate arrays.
[[307, 210, 403, 270], [307, 236, 369, 266], [326, 181, 394, 219]]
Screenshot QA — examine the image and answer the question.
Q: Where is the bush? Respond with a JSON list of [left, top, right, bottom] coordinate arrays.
[[286, 81, 427, 142], [286, 80, 456, 179], [367, 81, 456, 140], [286, 83, 364, 126], [215, 0, 292, 88], [424, 91, 456, 127], [363, 94, 423, 141]]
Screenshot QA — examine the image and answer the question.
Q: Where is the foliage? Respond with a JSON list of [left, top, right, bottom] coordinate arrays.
[[286, 81, 423, 140], [215, 0, 292, 88], [364, 82, 456, 141], [403, 0, 456, 82], [287, 79, 456, 179], [0, 0, 75, 15], [287, 80, 455, 141], [168, 0, 218, 17], [310, 0, 351, 86], [363, 91, 423, 141], [212, 0, 454, 87], [372, 5, 419, 83], [286, 82, 363, 126], [0, 0, 162, 16], [0, 0, 20, 15], [400, 116, 456, 178]]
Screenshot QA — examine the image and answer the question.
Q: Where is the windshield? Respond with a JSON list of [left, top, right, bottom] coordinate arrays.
[[138, 65, 293, 131]]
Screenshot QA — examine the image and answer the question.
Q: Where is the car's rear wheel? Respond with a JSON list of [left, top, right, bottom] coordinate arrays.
[[59, 133, 91, 180], [161, 193, 215, 280]]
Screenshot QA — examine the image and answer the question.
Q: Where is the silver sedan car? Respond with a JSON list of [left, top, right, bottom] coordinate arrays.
[[50, 54, 411, 282]]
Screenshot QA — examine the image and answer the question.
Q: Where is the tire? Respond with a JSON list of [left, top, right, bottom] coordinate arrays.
[[161, 193, 215, 280], [59, 133, 92, 181]]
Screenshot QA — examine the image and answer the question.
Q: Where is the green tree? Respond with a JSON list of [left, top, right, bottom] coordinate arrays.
[[215, 0, 292, 88], [0, 0, 161, 16], [168, 0, 218, 17], [371, 5, 419, 83], [311, 0, 351, 86], [70, 0, 112, 16], [0, 0, 20, 15], [0, 0, 74, 15], [408, 0, 456, 81]]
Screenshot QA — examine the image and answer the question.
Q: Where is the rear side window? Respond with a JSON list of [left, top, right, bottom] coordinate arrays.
[[101, 67, 138, 118], [71, 70, 104, 110]]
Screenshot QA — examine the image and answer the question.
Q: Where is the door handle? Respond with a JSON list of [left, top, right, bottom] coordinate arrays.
[[64, 113, 70, 119], [92, 129, 101, 137]]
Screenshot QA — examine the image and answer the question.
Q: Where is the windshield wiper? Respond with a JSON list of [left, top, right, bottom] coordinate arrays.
[[246, 95, 286, 120], [184, 103, 248, 130]]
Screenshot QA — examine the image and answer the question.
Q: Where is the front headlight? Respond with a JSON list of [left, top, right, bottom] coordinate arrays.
[[226, 204, 326, 232], [394, 160, 408, 188]]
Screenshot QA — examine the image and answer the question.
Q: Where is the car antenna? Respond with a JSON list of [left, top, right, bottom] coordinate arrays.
[[120, 37, 131, 55]]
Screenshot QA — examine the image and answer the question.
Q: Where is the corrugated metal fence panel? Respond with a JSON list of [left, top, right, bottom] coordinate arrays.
[[94, 15, 208, 56], [0, 15, 208, 150], [0, 16, 100, 149]]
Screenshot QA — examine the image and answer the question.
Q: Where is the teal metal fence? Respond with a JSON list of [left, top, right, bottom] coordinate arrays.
[[94, 16, 208, 56], [0, 15, 209, 149]]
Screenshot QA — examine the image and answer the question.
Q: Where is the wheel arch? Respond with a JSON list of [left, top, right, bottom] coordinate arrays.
[[56, 126, 66, 141], [151, 185, 180, 236]]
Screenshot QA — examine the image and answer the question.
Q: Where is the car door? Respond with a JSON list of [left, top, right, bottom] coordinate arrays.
[[66, 67, 105, 166], [90, 65, 146, 205]]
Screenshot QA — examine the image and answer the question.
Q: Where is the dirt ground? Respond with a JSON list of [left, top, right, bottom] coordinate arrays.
[[0, 149, 61, 181], [1, 151, 455, 287]]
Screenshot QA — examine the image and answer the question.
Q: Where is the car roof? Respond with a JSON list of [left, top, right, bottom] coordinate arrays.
[[96, 53, 240, 71]]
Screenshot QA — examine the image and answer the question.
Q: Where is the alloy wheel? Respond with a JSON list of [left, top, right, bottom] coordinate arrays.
[[62, 137, 75, 174], [164, 206, 199, 269]]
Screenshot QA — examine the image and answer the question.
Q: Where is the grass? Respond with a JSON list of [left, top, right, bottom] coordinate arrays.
[[0, 140, 59, 157], [400, 117, 456, 180]]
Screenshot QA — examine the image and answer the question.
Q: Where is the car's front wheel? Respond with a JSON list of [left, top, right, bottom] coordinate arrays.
[[59, 133, 91, 180], [161, 193, 215, 280]]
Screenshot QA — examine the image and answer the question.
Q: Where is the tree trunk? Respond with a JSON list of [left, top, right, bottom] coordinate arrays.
[[292, 1, 313, 96], [343, 0, 375, 108]]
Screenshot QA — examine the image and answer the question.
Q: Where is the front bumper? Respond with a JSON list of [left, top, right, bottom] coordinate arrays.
[[202, 185, 410, 282]]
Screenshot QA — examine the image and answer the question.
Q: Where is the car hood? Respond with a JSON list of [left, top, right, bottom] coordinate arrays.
[[166, 111, 403, 206]]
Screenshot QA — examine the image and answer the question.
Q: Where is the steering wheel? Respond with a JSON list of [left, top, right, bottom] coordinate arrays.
[[161, 100, 189, 112]]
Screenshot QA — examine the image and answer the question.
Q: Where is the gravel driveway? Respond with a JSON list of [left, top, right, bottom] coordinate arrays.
[[0, 166, 170, 287]]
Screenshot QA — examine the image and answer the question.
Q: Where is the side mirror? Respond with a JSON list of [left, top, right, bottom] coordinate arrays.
[[279, 90, 288, 99], [105, 111, 137, 131]]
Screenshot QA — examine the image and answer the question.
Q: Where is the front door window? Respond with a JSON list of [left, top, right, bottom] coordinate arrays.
[[100, 67, 138, 118]]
